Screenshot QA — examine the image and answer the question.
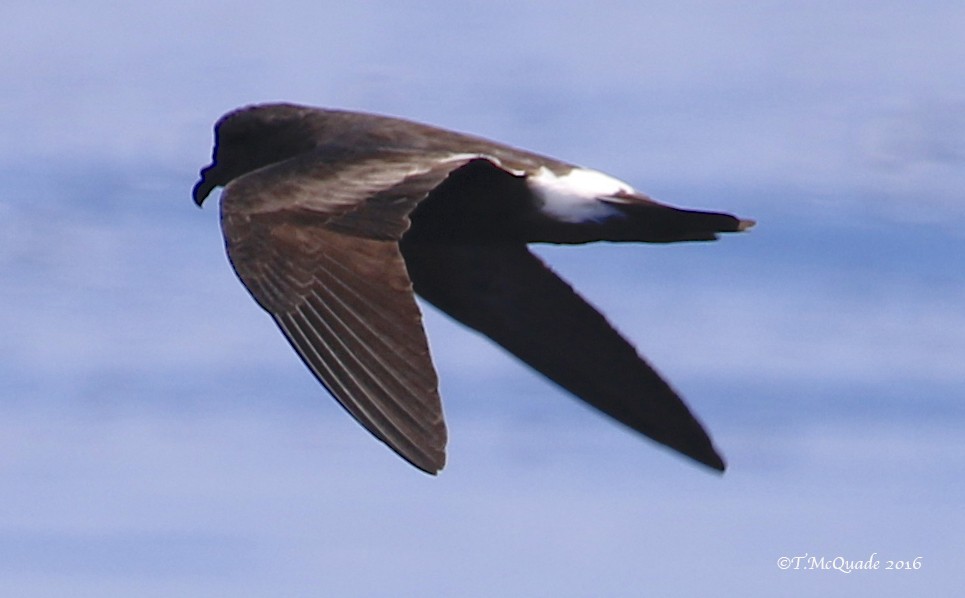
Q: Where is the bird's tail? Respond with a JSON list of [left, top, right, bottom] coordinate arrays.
[[533, 193, 755, 244], [610, 199, 755, 243]]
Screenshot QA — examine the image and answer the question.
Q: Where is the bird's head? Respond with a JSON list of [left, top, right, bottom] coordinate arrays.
[[192, 103, 322, 206]]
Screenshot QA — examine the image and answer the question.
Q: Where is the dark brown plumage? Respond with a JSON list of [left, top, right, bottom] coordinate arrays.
[[193, 103, 754, 474]]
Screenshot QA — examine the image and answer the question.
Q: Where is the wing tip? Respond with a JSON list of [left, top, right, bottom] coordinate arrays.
[[408, 451, 446, 476], [705, 452, 727, 473], [688, 441, 727, 473], [660, 429, 727, 473], [671, 446, 726, 473]]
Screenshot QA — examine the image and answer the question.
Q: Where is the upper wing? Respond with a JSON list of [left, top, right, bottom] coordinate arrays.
[[400, 241, 726, 471], [218, 151, 483, 473]]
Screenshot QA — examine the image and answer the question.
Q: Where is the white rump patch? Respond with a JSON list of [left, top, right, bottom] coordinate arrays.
[[528, 167, 635, 223]]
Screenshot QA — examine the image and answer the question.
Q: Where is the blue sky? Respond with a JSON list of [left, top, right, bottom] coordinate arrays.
[[2, 1, 964, 596]]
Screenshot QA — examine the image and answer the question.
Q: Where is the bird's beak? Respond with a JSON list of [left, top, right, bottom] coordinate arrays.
[[192, 180, 212, 207], [193, 167, 215, 207]]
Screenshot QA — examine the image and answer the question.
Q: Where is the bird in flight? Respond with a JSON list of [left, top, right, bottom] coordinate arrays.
[[193, 103, 753, 475]]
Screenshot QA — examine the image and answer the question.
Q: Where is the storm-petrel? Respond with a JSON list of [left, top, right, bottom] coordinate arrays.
[[193, 103, 754, 474]]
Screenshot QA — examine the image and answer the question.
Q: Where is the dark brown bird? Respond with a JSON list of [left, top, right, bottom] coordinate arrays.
[[193, 103, 754, 474]]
